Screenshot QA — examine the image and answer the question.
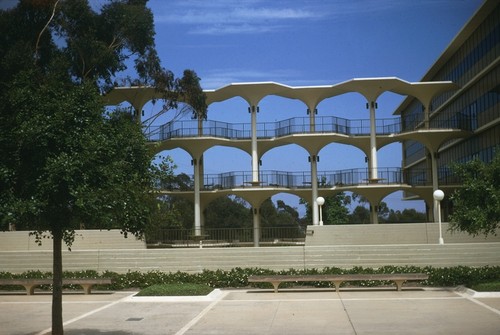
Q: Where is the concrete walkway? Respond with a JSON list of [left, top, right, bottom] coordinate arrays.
[[1, 288, 499, 335]]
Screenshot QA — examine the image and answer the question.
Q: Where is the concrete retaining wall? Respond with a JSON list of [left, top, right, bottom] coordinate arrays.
[[305, 223, 500, 246], [0, 230, 146, 251]]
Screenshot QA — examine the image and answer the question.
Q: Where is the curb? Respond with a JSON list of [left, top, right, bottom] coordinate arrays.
[[456, 286, 500, 298], [123, 288, 224, 302]]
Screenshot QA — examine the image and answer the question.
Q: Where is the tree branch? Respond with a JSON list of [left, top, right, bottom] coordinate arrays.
[[34, 0, 60, 65]]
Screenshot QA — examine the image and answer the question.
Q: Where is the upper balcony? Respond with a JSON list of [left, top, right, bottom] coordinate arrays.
[[145, 114, 472, 142]]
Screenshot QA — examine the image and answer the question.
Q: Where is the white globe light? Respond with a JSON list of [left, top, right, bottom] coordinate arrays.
[[433, 189, 445, 201], [316, 196, 325, 206]]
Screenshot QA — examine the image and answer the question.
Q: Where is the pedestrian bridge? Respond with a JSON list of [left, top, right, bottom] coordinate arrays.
[[104, 78, 473, 228]]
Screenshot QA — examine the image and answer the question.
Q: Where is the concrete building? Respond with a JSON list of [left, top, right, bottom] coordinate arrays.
[[104, 0, 498, 245], [395, 0, 499, 219]]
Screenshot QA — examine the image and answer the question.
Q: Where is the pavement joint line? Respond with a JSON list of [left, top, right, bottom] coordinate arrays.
[[337, 291, 358, 335], [456, 291, 500, 317], [269, 301, 281, 331], [0, 300, 118, 305], [221, 297, 465, 302], [174, 290, 229, 335], [34, 292, 137, 335]]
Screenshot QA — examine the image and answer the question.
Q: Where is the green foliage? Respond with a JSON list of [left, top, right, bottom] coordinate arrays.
[[204, 196, 252, 229], [385, 208, 427, 223], [324, 193, 351, 225], [0, 78, 155, 244], [2, 266, 498, 292], [136, 283, 213, 296], [449, 152, 500, 236], [301, 192, 351, 225], [0, 2, 206, 333], [175, 70, 208, 120], [301, 193, 426, 225], [425, 266, 500, 287], [349, 206, 371, 224], [472, 281, 500, 292]]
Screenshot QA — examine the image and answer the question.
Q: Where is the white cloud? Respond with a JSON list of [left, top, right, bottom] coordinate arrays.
[[231, 7, 318, 20], [151, 0, 453, 35], [153, 0, 324, 35], [191, 24, 277, 35]]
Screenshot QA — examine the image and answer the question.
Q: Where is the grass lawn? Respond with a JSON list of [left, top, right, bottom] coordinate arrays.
[[136, 283, 214, 296], [471, 281, 500, 292]]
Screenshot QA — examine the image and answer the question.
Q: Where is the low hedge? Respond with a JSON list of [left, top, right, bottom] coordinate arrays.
[[0, 266, 498, 291], [136, 283, 214, 296]]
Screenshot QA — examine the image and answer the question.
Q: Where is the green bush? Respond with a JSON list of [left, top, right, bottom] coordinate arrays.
[[0, 266, 498, 293], [472, 281, 500, 292], [136, 283, 213, 296]]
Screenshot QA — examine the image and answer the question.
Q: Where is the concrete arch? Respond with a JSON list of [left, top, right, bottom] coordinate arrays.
[[318, 143, 367, 170], [205, 95, 249, 120], [260, 143, 310, 171], [203, 145, 251, 173], [104, 79, 458, 122]]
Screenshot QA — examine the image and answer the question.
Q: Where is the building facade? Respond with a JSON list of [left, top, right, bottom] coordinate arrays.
[[396, 0, 499, 219]]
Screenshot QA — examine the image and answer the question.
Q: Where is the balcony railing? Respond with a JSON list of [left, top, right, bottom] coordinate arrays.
[[145, 227, 306, 247], [155, 167, 461, 191], [144, 114, 472, 142]]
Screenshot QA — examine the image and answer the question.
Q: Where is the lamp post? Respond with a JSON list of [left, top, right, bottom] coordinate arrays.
[[316, 196, 325, 226], [433, 189, 445, 245]]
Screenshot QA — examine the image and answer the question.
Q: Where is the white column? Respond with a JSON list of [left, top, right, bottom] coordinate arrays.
[[193, 158, 201, 236], [253, 207, 260, 247], [431, 152, 439, 221], [369, 101, 379, 224], [370, 204, 379, 225], [423, 104, 430, 129], [199, 155, 205, 232], [369, 101, 378, 181], [309, 107, 319, 225], [311, 156, 319, 225], [251, 105, 259, 185], [309, 108, 316, 132]]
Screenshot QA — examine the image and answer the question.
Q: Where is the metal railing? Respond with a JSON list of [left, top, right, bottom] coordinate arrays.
[[144, 114, 472, 142], [146, 227, 306, 247], [156, 167, 461, 191], [403, 167, 461, 186]]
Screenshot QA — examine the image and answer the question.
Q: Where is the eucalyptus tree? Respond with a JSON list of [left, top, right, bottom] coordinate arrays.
[[0, 1, 205, 334]]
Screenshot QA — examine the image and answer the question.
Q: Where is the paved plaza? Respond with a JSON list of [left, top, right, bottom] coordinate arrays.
[[0, 287, 499, 335]]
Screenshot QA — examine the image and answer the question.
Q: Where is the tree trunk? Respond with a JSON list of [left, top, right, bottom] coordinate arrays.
[[52, 228, 64, 334]]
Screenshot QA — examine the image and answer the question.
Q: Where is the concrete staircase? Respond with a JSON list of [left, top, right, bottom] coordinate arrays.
[[305, 223, 500, 246], [1, 243, 499, 274], [304, 243, 500, 269], [0, 225, 499, 274]]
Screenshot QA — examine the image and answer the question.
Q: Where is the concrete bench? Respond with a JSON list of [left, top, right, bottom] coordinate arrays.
[[247, 273, 429, 293], [0, 278, 113, 295]]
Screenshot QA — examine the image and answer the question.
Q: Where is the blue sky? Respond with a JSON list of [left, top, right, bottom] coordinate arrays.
[[150, 0, 482, 87], [141, 0, 483, 216]]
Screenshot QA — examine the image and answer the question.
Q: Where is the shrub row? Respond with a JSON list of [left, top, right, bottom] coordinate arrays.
[[0, 266, 498, 291]]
